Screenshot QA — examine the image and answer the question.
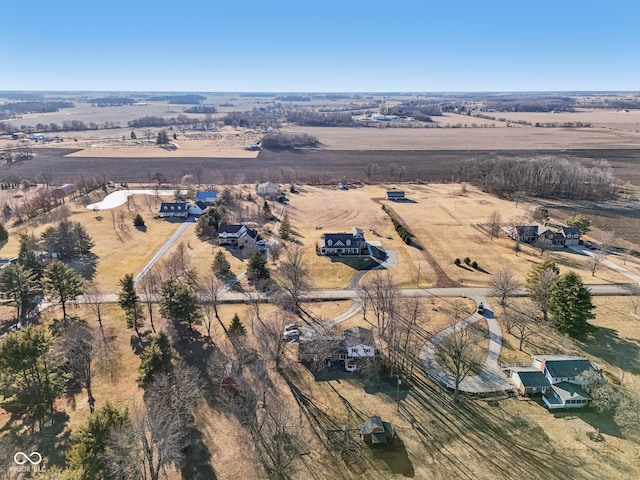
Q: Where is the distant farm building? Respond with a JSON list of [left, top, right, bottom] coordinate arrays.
[[386, 190, 405, 201]]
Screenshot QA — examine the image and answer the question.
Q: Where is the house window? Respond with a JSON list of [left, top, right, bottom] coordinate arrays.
[[351, 348, 358, 354], [346, 240, 351, 246], [327, 240, 332, 246], [363, 348, 371, 353]]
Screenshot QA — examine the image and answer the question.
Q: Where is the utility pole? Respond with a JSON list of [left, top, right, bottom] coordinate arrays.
[[396, 375, 402, 412]]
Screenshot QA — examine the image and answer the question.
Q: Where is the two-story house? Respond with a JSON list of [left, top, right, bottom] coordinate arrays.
[[218, 224, 259, 247], [318, 227, 367, 255]]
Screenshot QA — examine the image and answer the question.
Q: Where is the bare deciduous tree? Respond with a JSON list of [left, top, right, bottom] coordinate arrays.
[[489, 267, 521, 309], [504, 302, 539, 351], [360, 272, 398, 339], [200, 271, 228, 338], [137, 267, 162, 333], [488, 210, 502, 240], [528, 267, 559, 322], [273, 246, 312, 315], [435, 309, 483, 403]]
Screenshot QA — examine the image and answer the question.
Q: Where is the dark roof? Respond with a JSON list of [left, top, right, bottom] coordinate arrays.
[[343, 327, 374, 348], [323, 232, 363, 247], [537, 356, 593, 378], [218, 224, 245, 234], [240, 228, 258, 239], [298, 336, 345, 357], [561, 226, 581, 236], [160, 202, 188, 212], [514, 370, 551, 388], [195, 200, 208, 210], [386, 191, 405, 196], [514, 225, 539, 238], [360, 416, 394, 444]]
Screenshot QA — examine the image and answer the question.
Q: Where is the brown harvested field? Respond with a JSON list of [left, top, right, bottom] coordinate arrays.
[[4, 146, 640, 189], [283, 124, 640, 150], [477, 108, 640, 132]]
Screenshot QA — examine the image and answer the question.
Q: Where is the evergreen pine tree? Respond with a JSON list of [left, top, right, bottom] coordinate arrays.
[[548, 271, 595, 337], [212, 250, 232, 280], [279, 214, 291, 239], [227, 313, 246, 337]]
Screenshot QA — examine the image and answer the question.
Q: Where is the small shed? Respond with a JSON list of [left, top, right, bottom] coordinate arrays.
[[220, 377, 239, 396], [386, 190, 405, 201], [360, 415, 395, 445], [257, 182, 280, 197]]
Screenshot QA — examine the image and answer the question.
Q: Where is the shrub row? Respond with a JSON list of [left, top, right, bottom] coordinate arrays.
[[382, 205, 413, 245]]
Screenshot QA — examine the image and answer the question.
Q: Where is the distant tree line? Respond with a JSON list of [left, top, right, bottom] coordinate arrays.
[[285, 110, 354, 127], [146, 94, 206, 104], [275, 95, 310, 101], [387, 101, 443, 121], [455, 156, 616, 200], [0, 92, 45, 101], [0, 101, 74, 119], [222, 107, 282, 128], [127, 115, 195, 128], [261, 132, 319, 149], [480, 96, 576, 113], [0, 120, 120, 134], [473, 113, 592, 128], [89, 97, 135, 107], [183, 105, 217, 114]]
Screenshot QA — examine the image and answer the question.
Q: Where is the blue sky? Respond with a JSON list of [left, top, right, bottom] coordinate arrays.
[[2, 0, 638, 92]]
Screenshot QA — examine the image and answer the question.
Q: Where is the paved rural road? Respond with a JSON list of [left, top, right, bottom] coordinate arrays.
[[134, 222, 193, 285]]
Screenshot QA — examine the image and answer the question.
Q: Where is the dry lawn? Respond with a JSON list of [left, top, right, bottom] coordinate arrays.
[[388, 183, 632, 287], [0, 191, 186, 292]]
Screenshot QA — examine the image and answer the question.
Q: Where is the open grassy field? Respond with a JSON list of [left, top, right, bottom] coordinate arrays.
[[284, 183, 633, 290], [0, 189, 184, 292]]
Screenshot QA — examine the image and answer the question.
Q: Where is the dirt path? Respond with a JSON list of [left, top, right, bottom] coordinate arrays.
[[374, 199, 459, 288]]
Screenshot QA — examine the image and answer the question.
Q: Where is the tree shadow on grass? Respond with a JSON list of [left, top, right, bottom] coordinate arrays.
[[0, 410, 71, 470], [580, 326, 640, 375], [397, 360, 601, 479], [67, 253, 99, 281]]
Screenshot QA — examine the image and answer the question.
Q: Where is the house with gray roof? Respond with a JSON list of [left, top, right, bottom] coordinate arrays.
[[218, 224, 258, 247], [298, 326, 375, 370], [508, 355, 595, 409], [160, 202, 189, 218], [318, 227, 366, 255], [510, 223, 581, 247]]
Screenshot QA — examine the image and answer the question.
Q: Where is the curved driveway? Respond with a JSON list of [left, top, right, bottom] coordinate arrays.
[[418, 296, 512, 393]]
